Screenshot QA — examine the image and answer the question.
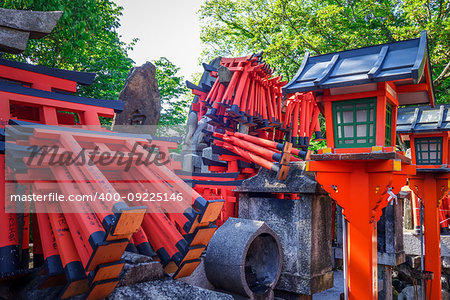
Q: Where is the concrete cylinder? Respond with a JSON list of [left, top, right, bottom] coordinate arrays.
[[205, 217, 282, 299]]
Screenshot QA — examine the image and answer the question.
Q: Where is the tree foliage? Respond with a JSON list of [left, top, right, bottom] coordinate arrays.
[[1, 0, 136, 101], [154, 57, 191, 126], [199, 0, 450, 103]]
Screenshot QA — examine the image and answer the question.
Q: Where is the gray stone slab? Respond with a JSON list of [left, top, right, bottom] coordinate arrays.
[[0, 8, 62, 38], [406, 255, 421, 269], [192, 153, 202, 168], [170, 152, 183, 163], [218, 65, 233, 85], [312, 270, 344, 300], [121, 251, 154, 264], [378, 265, 393, 300], [205, 218, 282, 298], [118, 252, 164, 287], [177, 259, 214, 290], [0, 26, 29, 53], [404, 231, 450, 257], [239, 194, 333, 295], [236, 162, 317, 194], [201, 164, 211, 173], [403, 191, 414, 230], [183, 153, 197, 172], [202, 146, 220, 161], [108, 279, 234, 300], [397, 285, 450, 300]]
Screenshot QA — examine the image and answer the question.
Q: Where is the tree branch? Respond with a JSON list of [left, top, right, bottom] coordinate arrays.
[[280, 1, 322, 54], [217, 14, 255, 39], [260, 35, 300, 68], [434, 60, 450, 87], [333, 0, 356, 23]]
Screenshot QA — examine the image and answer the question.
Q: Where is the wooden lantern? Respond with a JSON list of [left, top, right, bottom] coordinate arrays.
[[283, 31, 435, 299], [397, 105, 450, 299]]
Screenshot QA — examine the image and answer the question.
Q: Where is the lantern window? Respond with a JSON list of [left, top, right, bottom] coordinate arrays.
[[385, 103, 393, 146], [414, 137, 443, 165], [333, 98, 376, 148]]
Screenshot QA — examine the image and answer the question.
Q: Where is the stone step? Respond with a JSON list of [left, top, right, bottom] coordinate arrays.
[[107, 279, 233, 300]]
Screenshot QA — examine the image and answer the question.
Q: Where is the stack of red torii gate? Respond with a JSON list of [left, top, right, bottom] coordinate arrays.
[[0, 58, 224, 299], [185, 54, 322, 225], [187, 54, 322, 145]]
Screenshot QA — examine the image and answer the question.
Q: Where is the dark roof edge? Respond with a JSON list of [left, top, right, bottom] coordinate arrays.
[[8, 119, 151, 139], [0, 58, 96, 85], [0, 82, 123, 112], [294, 34, 421, 63], [283, 52, 309, 95], [283, 31, 433, 97]]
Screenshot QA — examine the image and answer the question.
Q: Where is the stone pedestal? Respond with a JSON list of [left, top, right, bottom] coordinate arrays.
[[402, 191, 414, 230], [377, 198, 406, 267], [236, 162, 334, 296]]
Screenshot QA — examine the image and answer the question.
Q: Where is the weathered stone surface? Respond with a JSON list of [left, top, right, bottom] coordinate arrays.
[[183, 57, 221, 152], [182, 111, 198, 151], [218, 65, 233, 85], [378, 265, 393, 300], [443, 275, 450, 291], [0, 8, 62, 37], [377, 200, 405, 266], [202, 146, 220, 161], [0, 27, 29, 53], [201, 165, 210, 173], [170, 152, 183, 163], [13, 271, 85, 300], [118, 252, 164, 287], [404, 231, 450, 257], [121, 250, 154, 264], [178, 259, 214, 290], [239, 194, 333, 295], [398, 285, 450, 300], [205, 218, 282, 298], [191, 115, 211, 151], [182, 153, 199, 172], [108, 279, 233, 300], [236, 162, 317, 194], [114, 62, 161, 131], [405, 255, 421, 269], [0, 8, 62, 54], [237, 165, 333, 296], [443, 257, 450, 270], [402, 191, 414, 230], [313, 270, 344, 300]]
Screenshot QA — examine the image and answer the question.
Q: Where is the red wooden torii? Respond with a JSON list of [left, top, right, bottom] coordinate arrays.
[[0, 58, 119, 126]]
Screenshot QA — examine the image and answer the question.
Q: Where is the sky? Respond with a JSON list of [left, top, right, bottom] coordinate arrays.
[[113, 0, 205, 80]]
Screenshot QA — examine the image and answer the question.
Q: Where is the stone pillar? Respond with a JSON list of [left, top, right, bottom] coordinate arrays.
[[377, 198, 405, 266], [236, 162, 334, 296], [378, 265, 392, 300], [402, 191, 414, 230]]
